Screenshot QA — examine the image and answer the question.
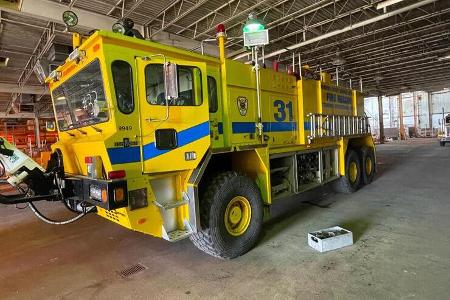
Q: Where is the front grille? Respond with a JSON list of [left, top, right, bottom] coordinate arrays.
[[104, 210, 120, 222]]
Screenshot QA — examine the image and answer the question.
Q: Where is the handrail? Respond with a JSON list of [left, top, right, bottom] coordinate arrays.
[[307, 113, 370, 143]]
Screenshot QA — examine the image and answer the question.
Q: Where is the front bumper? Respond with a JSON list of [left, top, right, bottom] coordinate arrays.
[[65, 176, 128, 210]]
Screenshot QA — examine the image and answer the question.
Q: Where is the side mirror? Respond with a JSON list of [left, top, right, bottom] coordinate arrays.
[[164, 63, 178, 100], [46, 120, 56, 132]]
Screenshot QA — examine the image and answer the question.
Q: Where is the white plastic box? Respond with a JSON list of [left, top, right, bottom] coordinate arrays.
[[308, 226, 353, 252]]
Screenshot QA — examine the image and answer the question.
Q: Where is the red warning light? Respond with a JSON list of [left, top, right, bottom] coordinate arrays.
[[216, 23, 225, 33]]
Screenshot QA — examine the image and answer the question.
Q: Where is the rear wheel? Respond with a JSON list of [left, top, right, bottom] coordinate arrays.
[[440, 141, 446, 147], [360, 146, 376, 185], [333, 149, 361, 194], [190, 171, 263, 259]]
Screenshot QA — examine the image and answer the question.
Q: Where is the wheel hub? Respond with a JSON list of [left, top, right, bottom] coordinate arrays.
[[224, 196, 252, 236], [349, 161, 358, 183], [365, 157, 372, 175]]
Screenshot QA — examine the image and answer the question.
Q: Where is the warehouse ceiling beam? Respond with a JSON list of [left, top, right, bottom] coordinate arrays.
[[322, 31, 450, 71], [2, 0, 143, 33], [233, 0, 440, 61], [310, 12, 450, 65], [275, 15, 449, 66], [0, 83, 49, 95], [225, 0, 345, 54], [365, 75, 450, 93], [0, 112, 36, 119], [182, 0, 289, 40], [230, 1, 376, 55], [147, 0, 211, 38], [4, 21, 55, 116], [349, 57, 450, 82]]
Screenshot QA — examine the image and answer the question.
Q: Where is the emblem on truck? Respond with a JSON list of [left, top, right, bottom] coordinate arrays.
[[237, 96, 248, 116]]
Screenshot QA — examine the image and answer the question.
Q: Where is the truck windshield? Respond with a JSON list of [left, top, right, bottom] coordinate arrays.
[[52, 59, 108, 131]]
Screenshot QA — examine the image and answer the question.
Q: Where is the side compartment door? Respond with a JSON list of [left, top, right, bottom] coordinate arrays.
[[136, 57, 210, 173]]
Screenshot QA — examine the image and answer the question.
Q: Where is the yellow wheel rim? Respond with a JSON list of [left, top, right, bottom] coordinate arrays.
[[224, 196, 252, 236], [365, 157, 373, 176], [349, 162, 358, 183]]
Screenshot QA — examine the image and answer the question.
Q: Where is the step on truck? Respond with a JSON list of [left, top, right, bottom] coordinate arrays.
[[0, 22, 376, 259]]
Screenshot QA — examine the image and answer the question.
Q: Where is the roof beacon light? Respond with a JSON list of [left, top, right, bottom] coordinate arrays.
[[243, 12, 265, 33], [216, 23, 225, 34]]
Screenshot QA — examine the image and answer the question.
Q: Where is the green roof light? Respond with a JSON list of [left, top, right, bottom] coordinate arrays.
[[243, 13, 265, 33]]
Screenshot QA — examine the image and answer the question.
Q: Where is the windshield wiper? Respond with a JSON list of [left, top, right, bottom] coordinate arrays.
[[68, 124, 87, 135], [76, 128, 87, 135], [90, 125, 102, 133]]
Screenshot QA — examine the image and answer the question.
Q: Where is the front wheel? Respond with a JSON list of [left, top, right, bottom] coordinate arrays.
[[190, 171, 263, 259], [440, 141, 446, 147]]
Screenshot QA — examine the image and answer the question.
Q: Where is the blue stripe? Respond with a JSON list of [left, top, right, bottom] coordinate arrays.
[[231, 122, 298, 133], [232, 122, 256, 134], [217, 122, 224, 134], [107, 121, 209, 165], [107, 146, 141, 164], [262, 122, 296, 132], [304, 121, 311, 131], [143, 121, 209, 160]]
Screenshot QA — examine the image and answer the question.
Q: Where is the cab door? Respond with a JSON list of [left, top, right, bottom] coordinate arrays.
[[206, 66, 224, 149], [136, 57, 210, 173]]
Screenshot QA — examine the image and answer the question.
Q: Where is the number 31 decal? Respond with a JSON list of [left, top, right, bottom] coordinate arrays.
[[273, 100, 293, 122]]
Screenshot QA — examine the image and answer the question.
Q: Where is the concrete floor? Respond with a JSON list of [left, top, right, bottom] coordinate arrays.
[[1, 139, 449, 299]]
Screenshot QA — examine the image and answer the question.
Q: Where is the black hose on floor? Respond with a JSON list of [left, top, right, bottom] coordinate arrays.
[[28, 202, 95, 225]]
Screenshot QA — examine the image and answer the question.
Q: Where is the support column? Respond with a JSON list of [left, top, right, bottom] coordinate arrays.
[[34, 116, 41, 148], [413, 91, 417, 137], [378, 95, 385, 144], [398, 94, 405, 140], [428, 92, 433, 134]]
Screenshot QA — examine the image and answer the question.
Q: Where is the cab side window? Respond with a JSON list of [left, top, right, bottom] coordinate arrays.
[[111, 60, 134, 114], [207, 76, 218, 113], [145, 64, 202, 106]]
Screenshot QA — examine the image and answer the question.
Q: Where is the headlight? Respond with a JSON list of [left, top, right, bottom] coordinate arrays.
[[112, 22, 126, 34], [90, 185, 107, 203], [68, 48, 85, 62]]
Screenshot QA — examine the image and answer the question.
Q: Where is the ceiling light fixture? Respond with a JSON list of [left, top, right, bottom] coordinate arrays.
[[0, 56, 9, 67], [376, 0, 405, 11], [437, 51, 450, 61], [331, 49, 346, 66]]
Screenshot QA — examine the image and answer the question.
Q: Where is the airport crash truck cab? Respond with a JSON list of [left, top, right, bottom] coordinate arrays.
[[0, 27, 375, 259]]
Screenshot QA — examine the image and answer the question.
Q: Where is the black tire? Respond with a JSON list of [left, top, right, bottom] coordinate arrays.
[[190, 171, 263, 259], [360, 146, 376, 185], [333, 149, 361, 194], [440, 141, 445, 147]]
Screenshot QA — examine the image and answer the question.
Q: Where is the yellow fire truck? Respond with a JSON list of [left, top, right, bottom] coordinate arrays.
[[0, 23, 375, 259]]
